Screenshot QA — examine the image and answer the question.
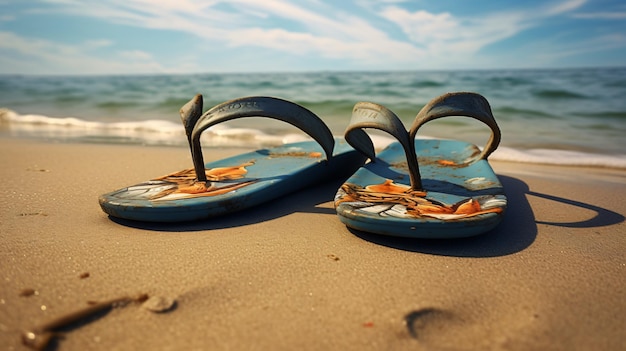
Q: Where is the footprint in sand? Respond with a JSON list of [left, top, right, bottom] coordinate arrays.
[[404, 308, 458, 341]]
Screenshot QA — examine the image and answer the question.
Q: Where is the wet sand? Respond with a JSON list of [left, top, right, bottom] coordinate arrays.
[[1, 137, 624, 350]]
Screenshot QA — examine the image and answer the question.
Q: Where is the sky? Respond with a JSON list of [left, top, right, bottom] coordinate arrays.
[[0, 0, 624, 75]]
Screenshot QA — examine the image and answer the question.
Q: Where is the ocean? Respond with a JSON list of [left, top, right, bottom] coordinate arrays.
[[1, 68, 625, 168]]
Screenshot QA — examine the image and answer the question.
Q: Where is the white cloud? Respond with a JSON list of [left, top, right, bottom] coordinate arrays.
[[378, 6, 529, 62], [3, 0, 621, 73], [544, 0, 587, 16], [38, 0, 244, 33], [34, 0, 423, 65], [531, 33, 626, 62], [0, 31, 167, 74], [85, 39, 114, 48], [572, 12, 626, 19], [380, 8, 459, 43], [377, 0, 588, 64], [119, 50, 153, 60]]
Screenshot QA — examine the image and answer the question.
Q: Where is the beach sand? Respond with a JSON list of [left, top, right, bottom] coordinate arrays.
[[0, 137, 624, 350]]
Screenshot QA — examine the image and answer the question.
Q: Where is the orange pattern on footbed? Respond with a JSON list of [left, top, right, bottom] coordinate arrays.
[[337, 179, 502, 218], [153, 161, 256, 199]]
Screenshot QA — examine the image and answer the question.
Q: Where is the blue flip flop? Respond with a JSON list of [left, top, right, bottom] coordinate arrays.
[[334, 92, 507, 238], [99, 95, 366, 222]]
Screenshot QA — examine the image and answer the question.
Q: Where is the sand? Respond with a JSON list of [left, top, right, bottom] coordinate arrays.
[[0, 137, 624, 351]]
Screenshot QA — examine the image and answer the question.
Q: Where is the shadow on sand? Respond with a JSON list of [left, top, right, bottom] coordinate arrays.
[[109, 174, 624, 258], [352, 175, 624, 257]]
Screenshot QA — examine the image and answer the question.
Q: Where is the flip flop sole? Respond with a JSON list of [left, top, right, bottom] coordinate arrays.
[[335, 139, 507, 238], [101, 139, 363, 222]]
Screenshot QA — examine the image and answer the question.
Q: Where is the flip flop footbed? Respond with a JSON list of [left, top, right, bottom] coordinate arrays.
[[335, 139, 506, 238], [100, 139, 363, 222]]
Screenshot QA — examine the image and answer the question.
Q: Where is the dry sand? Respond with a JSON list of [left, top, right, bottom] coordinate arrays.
[[0, 137, 624, 350]]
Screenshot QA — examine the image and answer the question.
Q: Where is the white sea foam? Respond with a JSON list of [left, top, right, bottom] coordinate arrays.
[[0, 108, 290, 147], [489, 147, 626, 169], [2, 109, 625, 169], [361, 133, 626, 169]]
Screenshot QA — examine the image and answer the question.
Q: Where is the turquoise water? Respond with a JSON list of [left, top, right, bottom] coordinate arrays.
[[1, 68, 625, 167]]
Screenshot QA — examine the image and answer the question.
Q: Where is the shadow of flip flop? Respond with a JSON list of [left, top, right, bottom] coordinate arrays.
[[352, 173, 624, 257], [528, 191, 624, 228]]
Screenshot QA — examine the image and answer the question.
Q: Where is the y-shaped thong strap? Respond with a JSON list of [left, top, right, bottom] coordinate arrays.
[[409, 92, 501, 161], [344, 92, 501, 191], [179, 95, 336, 182]]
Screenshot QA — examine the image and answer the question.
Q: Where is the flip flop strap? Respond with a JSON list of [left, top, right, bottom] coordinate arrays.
[[345, 102, 423, 190], [409, 92, 501, 161], [187, 96, 335, 182], [179, 94, 204, 155]]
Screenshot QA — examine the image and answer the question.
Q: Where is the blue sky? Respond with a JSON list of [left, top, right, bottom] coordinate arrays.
[[0, 0, 624, 75]]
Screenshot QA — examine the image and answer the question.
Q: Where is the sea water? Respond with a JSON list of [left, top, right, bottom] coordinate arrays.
[[1, 68, 625, 168]]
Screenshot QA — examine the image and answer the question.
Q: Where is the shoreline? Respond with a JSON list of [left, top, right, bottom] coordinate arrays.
[[1, 138, 625, 350], [1, 126, 625, 170]]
